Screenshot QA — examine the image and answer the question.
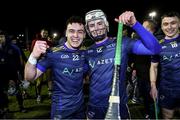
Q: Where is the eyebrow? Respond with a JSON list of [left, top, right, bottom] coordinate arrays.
[[68, 28, 84, 32]]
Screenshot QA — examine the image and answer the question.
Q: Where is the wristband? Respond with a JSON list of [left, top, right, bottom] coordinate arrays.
[[28, 54, 37, 65]]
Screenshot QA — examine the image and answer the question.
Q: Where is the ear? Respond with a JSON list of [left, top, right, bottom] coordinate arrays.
[[65, 30, 68, 37]]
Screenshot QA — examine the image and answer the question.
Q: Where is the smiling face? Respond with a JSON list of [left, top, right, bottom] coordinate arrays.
[[65, 23, 85, 49], [87, 19, 108, 42], [85, 9, 109, 42], [161, 16, 179, 39]]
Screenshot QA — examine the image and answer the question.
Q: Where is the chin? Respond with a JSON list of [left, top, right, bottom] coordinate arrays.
[[72, 45, 80, 49]]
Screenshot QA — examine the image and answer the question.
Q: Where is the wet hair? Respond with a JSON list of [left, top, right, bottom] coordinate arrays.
[[65, 16, 85, 28], [161, 11, 180, 20]]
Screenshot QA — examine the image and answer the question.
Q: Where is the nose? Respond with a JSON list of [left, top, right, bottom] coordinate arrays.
[[167, 24, 172, 29], [94, 24, 99, 30], [73, 31, 78, 37]]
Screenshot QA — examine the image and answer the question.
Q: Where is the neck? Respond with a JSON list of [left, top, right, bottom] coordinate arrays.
[[65, 42, 78, 50]]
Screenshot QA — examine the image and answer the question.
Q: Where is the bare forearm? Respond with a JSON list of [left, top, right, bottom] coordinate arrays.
[[149, 63, 159, 100], [150, 65, 158, 87], [25, 41, 47, 81], [24, 62, 38, 81]]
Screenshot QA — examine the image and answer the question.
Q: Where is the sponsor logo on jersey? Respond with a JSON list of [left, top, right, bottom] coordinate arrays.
[[89, 58, 114, 68], [162, 52, 180, 62], [62, 67, 83, 76]]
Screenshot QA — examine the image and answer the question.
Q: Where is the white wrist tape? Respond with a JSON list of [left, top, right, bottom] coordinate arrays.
[[28, 54, 37, 65]]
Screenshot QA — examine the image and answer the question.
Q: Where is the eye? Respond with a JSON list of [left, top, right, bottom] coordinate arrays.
[[89, 23, 95, 28], [171, 21, 177, 25], [98, 21, 103, 25], [162, 22, 168, 26], [78, 30, 84, 34], [68, 29, 75, 34]]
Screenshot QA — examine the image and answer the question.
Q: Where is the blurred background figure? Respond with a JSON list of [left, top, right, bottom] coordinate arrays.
[[129, 18, 160, 119], [0, 30, 26, 118]]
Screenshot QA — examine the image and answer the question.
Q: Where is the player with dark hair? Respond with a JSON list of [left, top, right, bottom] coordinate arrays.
[[150, 11, 180, 119], [25, 16, 86, 119]]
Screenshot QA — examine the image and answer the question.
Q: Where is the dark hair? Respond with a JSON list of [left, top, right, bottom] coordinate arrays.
[[0, 29, 11, 44], [65, 16, 85, 29], [0, 29, 7, 36], [143, 18, 158, 31], [40, 28, 48, 32], [161, 11, 180, 20]]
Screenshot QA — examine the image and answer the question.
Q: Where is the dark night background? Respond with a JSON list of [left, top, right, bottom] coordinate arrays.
[[0, 0, 179, 41]]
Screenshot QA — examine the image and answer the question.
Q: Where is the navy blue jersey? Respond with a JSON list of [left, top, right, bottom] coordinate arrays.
[[0, 44, 22, 91], [86, 38, 133, 107], [36, 44, 86, 110], [0, 44, 21, 80], [86, 22, 161, 107], [152, 35, 180, 89]]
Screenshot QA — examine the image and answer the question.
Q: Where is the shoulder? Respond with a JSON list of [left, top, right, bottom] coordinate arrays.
[[50, 45, 65, 53], [10, 44, 21, 53], [79, 46, 87, 50], [159, 39, 164, 44]]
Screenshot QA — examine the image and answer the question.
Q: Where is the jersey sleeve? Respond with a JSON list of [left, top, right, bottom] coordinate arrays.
[[36, 53, 52, 72], [151, 55, 160, 63], [132, 22, 161, 55]]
